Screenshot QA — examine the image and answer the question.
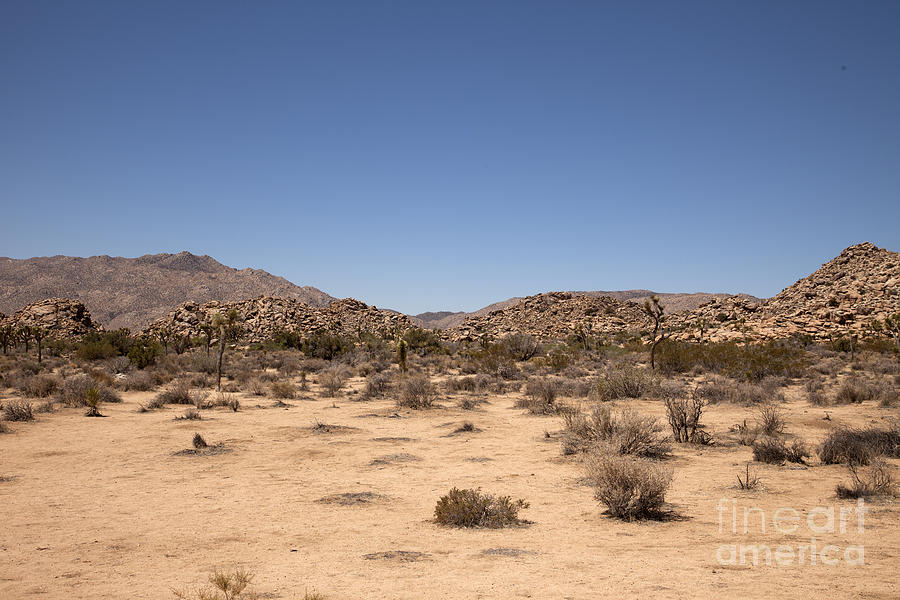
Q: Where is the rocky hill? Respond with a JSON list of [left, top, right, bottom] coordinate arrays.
[[145, 296, 413, 344], [445, 292, 651, 342], [417, 291, 751, 330], [0, 252, 335, 331], [0, 298, 102, 338], [670, 243, 899, 341]]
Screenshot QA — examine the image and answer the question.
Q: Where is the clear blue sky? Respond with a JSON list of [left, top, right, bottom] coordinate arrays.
[[2, 1, 898, 314]]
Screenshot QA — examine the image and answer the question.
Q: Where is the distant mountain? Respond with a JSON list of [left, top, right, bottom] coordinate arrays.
[[416, 291, 752, 330], [0, 252, 335, 330]]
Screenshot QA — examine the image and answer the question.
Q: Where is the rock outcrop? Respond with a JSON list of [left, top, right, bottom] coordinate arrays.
[[446, 292, 651, 342], [144, 296, 413, 343], [671, 243, 900, 341], [0, 298, 102, 338]]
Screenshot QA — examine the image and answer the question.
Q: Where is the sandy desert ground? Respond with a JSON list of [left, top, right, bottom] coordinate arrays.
[[2, 373, 899, 599]]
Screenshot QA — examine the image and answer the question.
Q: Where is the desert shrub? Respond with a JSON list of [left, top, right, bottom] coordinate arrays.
[[156, 380, 196, 405], [562, 405, 669, 458], [434, 487, 529, 528], [458, 396, 482, 410], [756, 404, 785, 436], [595, 365, 653, 400], [734, 419, 758, 446], [664, 395, 708, 443], [584, 452, 672, 520], [446, 376, 478, 393], [127, 337, 163, 369], [499, 333, 540, 361], [246, 377, 267, 396], [301, 331, 354, 361], [3, 400, 34, 421], [178, 407, 202, 421], [19, 374, 59, 398], [657, 340, 809, 381], [518, 378, 569, 415], [834, 378, 879, 404], [818, 425, 900, 465], [361, 371, 392, 399], [836, 461, 896, 499], [84, 386, 103, 417], [319, 368, 348, 397], [752, 437, 809, 464], [806, 378, 827, 405], [465, 343, 514, 376], [555, 377, 594, 398], [58, 374, 121, 406], [269, 380, 297, 399], [402, 327, 445, 354], [397, 375, 436, 409], [122, 370, 155, 391], [694, 377, 776, 405]]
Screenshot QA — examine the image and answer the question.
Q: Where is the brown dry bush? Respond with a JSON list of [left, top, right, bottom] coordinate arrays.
[[269, 380, 297, 399], [752, 437, 809, 464], [818, 425, 900, 465], [397, 375, 436, 409], [319, 368, 348, 397], [594, 366, 654, 400], [3, 400, 34, 422], [362, 372, 393, 399], [122, 370, 156, 391], [756, 404, 786, 436], [694, 377, 780, 405], [58, 374, 121, 406], [836, 460, 896, 499], [584, 452, 673, 520], [434, 487, 529, 528], [833, 378, 879, 404], [19, 374, 59, 398], [156, 380, 205, 405], [664, 395, 708, 444], [562, 405, 669, 458], [517, 378, 568, 415]]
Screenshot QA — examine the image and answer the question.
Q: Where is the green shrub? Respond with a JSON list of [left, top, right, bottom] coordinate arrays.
[[301, 331, 354, 361], [434, 487, 529, 528], [656, 340, 808, 381]]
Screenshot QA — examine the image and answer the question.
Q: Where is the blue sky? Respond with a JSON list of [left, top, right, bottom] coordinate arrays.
[[2, 1, 898, 314]]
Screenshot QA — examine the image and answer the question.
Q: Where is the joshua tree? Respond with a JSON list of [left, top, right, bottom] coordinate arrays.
[[17, 326, 34, 354], [157, 326, 172, 354], [32, 327, 48, 363], [642, 296, 668, 371], [212, 309, 241, 391], [198, 322, 216, 357], [397, 339, 408, 373], [0, 324, 14, 355], [695, 318, 708, 343]]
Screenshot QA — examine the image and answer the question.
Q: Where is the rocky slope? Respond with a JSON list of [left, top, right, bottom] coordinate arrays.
[[671, 243, 900, 341], [0, 252, 335, 331], [144, 296, 413, 344], [0, 298, 102, 338], [445, 292, 651, 342], [418, 291, 751, 330]]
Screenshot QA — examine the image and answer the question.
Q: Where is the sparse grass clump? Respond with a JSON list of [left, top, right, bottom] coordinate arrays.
[[397, 375, 436, 409], [3, 400, 34, 422], [818, 425, 900, 465], [752, 437, 809, 465], [584, 452, 673, 521], [561, 405, 669, 458], [192, 433, 208, 449], [173, 567, 254, 600], [434, 487, 529, 528]]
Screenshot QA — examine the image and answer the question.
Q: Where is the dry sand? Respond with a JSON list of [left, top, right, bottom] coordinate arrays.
[[1, 379, 899, 599]]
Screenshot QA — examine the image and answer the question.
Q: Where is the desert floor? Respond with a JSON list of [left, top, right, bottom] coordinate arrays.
[[2, 376, 899, 599]]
